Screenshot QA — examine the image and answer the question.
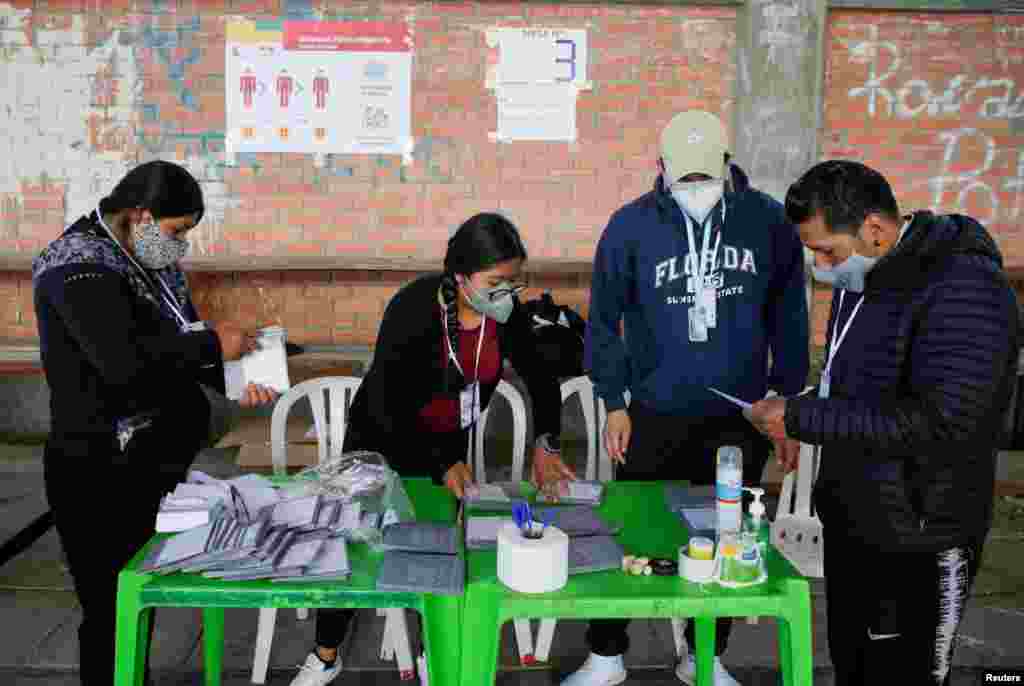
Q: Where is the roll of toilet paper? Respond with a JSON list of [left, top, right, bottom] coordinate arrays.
[[497, 522, 569, 594]]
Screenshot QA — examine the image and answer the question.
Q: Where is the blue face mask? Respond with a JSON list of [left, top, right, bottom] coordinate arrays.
[[811, 252, 878, 293]]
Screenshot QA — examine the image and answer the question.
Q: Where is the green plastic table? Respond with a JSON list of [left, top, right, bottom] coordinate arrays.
[[458, 481, 813, 686], [114, 478, 462, 686]]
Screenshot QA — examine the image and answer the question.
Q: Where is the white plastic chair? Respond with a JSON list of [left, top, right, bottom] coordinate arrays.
[[771, 441, 824, 578], [253, 377, 416, 683], [462, 380, 536, 663], [467, 379, 528, 485], [529, 377, 620, 663]]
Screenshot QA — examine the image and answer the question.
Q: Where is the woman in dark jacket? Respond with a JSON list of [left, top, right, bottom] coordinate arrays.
[[290, 213, 574, 686], [749, 160, 1020, 686], [33, 160, 273, 686]]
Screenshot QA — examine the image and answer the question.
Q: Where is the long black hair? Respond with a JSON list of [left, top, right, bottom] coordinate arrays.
[[98, 160, 205, 223], [440, 212, 527, 387]]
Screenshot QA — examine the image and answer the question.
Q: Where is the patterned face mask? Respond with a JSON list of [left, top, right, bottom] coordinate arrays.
[[131, 220, 189, 270]]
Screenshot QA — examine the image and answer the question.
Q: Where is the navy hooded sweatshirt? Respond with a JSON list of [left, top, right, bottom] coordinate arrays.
[[585, 164, 809, 416]]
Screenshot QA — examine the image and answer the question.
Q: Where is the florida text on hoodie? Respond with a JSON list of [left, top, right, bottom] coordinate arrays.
[[585, 164, 810, 416]]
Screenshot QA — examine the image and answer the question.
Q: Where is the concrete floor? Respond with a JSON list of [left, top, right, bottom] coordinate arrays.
[[1, 444, 1022, 686]]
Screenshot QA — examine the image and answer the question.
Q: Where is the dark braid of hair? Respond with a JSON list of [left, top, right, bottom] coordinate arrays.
[[439, 271, 463, 392]]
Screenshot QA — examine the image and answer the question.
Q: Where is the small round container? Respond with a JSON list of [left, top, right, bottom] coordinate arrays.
[[679, 546, 715, 584], [688, 536, 715, 561]]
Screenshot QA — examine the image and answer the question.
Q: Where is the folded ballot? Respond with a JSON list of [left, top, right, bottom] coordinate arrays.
[[556, 480, 605, 506], [465, 516, 511, 550], [664, 485, 717, 538], [376, 551, 465, 595], [462, 482, 525, 510], [224, 326, 291, 401], [568, 535, 625, 575], [380, 522, 458, 555], [530, 506, 619, 538]]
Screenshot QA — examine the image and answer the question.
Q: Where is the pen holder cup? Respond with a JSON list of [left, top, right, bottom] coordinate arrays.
[[679, 550, 715, 584]]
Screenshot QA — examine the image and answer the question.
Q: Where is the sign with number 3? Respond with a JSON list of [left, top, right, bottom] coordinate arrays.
[[493, 28, 588, 86]]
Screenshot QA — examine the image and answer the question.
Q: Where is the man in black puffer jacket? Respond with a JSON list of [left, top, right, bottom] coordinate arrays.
[[749, 160, 1019, 686]]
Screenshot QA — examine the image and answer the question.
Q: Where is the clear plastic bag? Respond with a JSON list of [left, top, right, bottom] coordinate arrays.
[[280, 451, 416, 545]]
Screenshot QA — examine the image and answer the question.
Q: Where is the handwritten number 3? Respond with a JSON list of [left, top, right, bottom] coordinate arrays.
[[555, 39, 576, 82]]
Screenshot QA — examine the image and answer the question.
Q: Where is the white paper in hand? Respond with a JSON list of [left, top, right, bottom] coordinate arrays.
[[224, 327, 291, 400]]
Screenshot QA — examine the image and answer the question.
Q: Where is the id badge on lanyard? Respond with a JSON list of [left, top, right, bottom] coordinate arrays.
[[444, 312, 488, 429], [820, 290, 864, 399], [685, 210, 722, 342], [460, 382, 481, 430]]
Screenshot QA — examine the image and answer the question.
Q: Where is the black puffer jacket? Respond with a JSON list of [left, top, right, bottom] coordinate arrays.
[[785, 211, 1019, 553]]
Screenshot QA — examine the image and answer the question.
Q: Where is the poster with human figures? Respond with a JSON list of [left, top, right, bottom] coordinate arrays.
[[225, 19, 412, 156]]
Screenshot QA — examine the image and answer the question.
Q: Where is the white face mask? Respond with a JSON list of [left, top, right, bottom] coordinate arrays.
[[131, 220, 189, 270], [669, 177, 724, 225], [811, 252, 878, 293]]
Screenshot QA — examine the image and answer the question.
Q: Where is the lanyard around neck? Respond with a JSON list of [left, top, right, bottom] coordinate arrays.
[[95, 207, 190, 330], [442, 308, 487, 383], [824, 289, 864, 380], [683, 201, 725, 285]]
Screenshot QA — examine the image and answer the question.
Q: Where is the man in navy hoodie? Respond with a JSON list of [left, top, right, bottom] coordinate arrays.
[[566, 110, 810, 686]]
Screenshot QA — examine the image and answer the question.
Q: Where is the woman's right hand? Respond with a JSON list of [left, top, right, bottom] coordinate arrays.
[[443, 462, 474, 498], [216, 324, 257, 362]]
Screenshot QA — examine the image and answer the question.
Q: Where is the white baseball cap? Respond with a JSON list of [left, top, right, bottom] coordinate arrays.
[[660, 110, 729, 183]]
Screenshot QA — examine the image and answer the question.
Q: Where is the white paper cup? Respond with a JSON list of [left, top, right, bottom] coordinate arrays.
[[679, 549, 715, 584]]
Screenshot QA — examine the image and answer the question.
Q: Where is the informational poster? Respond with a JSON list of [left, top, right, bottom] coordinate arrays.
[[488, 28, 589, 142], [226, 20, 413, 157]]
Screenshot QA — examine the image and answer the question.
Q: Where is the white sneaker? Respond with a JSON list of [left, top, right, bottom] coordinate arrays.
[[675, 654, 741, 686], [289, 652, 342, 686], [560, 653, 627, 686]]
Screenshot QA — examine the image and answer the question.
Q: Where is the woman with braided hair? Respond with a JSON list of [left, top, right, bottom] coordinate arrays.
[[291, 212, 573, 686]]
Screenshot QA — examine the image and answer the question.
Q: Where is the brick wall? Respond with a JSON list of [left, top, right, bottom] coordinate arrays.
[[0, 3, 1021, 349], [0, 0, 737, 345], [816, 10, 1024, 345]]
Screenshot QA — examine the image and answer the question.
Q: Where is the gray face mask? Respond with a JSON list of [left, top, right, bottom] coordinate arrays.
[[132, 220, 189, 270], [811, 252, 878, 293], [461, 277, 516, 324]]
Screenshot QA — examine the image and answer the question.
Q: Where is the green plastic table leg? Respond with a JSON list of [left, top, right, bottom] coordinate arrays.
[[778, 613, 793, 686], [422, 595, 463, 686], [783, 580, 814, 686], [459, 586, 502, 686], [202, 607, 225, 686], [135, 608, 153, 686], [694, 617, 716, 686], [114, 569, 149, 686]]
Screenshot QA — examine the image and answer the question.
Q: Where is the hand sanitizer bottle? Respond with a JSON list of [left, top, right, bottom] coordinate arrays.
[[743, 487, 770, 554], [716, 446, 743, 537]]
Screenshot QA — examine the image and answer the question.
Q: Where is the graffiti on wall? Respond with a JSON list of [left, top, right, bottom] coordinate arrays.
[[844, 22, 1024, 227]]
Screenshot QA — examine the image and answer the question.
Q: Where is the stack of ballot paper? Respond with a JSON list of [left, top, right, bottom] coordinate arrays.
[[375, 522, 464, 595], [156, 472, 281, 533], [224, 325, 292, 401], [141, 505, 356, 582], [664, 484, 717, 538]]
